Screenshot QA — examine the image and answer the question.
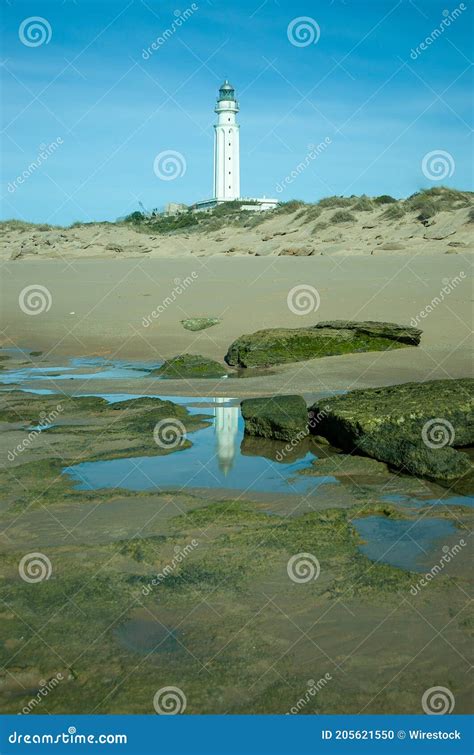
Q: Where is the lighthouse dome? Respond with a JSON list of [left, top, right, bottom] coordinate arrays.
[[218, 80, 236, 101]]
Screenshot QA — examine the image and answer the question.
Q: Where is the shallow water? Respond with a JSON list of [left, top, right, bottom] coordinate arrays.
[[63, 407, 336, 495], [353, 515, 458, 572]]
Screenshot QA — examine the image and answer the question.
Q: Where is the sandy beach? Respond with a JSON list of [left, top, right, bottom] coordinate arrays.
[[2, 254, 471, 396]]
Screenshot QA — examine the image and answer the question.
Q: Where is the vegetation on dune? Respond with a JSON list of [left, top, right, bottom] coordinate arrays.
[[317, 195, 354, 208], [350, 195, 373, 212], [381, 204, 406, 220], [330, 210, 357, 224], [374, 194, 397, 204]]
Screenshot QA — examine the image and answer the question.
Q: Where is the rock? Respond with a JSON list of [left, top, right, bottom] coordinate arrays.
[[423, 228, 457, 240], [278, 247, 313, 256], [309, 379, 474, 485], [151, 354, 228, 379], [448, 241, 467, 247], [105, 243, 124, 253], [378, 242, 406, 251], [181, 317, 220, 332], [225, 321, 421, 368], [316, 320, 422, 346], [300, 455, 390, 478], [241, 395, 308, 441]]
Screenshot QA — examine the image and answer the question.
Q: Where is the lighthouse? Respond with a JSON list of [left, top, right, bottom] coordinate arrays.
[[213, 80, 240, 201], [191, 82, 278, 212]]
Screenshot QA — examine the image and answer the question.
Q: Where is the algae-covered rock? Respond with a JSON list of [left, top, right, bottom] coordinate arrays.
[[152, 354, 228, 379], [315, 320, 421, 346], [225, 320, 421, 368], [181, 317, 221, 332], [241, 395, 308, 441], [309, 379, 474, 485]]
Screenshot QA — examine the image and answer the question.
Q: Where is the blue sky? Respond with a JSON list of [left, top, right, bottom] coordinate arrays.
[[1, 0, 472, 224]]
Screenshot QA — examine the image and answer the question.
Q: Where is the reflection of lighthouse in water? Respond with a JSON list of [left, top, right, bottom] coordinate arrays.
[[214, 398, 239, 475]]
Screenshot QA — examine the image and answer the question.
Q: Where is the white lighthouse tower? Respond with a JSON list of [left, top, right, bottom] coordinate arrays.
[[191, 82, 277, 213], [213, 80, 240, 201]]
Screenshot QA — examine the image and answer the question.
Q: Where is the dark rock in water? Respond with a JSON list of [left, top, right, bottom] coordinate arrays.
[[181, 317, 221, 332], [241, 395, 308, 441], [309, 379, 474, 485], [151, 354, 228, 379], [225, 320, 421, 368]]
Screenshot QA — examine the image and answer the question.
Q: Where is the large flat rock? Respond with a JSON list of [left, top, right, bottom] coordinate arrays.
[[309, 379, 474, 485], [225, 320, 422, 368]]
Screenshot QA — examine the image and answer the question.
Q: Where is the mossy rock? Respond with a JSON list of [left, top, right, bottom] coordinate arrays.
[[241, 395, 308, 441], [181, 317, 221, 332], [225, 320, 421, 368], [151, 354, 228, 379], [309, 379, 474, 486]]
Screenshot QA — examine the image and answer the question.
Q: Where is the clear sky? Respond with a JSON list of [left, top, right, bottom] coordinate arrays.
[[1, 0, 472, 224]]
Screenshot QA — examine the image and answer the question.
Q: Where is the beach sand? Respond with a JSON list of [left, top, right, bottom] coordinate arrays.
[[2, 255, 471, 396]]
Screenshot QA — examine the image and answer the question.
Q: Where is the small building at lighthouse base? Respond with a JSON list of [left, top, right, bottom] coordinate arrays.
[[191, 196, 279, 213]]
